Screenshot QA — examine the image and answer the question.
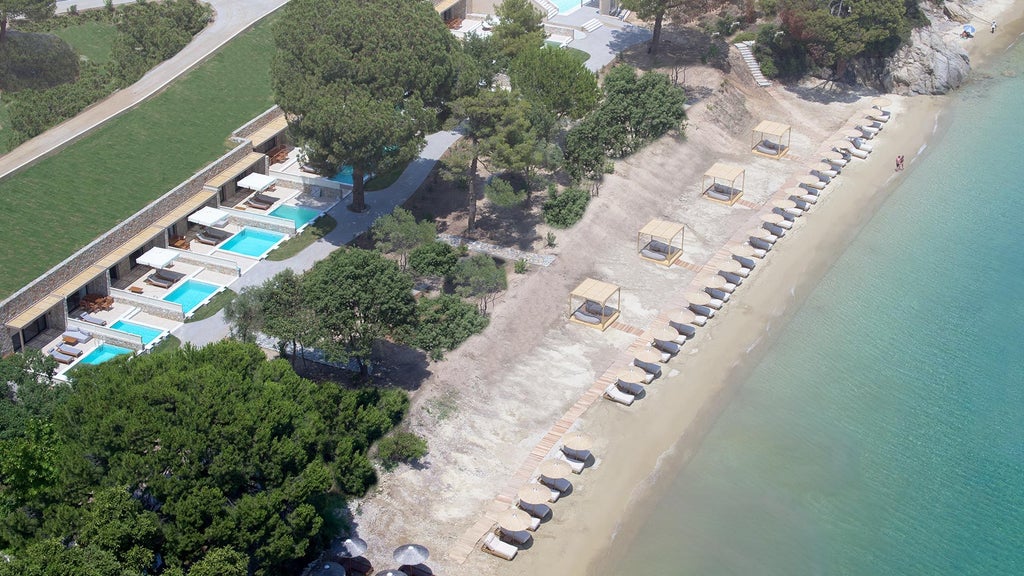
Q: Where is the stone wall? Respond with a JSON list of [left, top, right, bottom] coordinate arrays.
[[233, 106, 286, 140], [110, 290, 185, 322], [175, 254, 240, 277]]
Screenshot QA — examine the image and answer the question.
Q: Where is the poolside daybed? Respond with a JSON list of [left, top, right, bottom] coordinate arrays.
[[79, 311, 107, 326], [49, 348, 75, 364], [145, 274, 174, 289], [57, 343, 83, 357], [637, 219, 685, 266], [751, 120, 792, 158], [568, 278, 621, 331]]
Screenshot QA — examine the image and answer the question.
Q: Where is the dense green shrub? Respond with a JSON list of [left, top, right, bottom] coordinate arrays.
[[543, 186, 590, 228], [453, 254, 507, 313], [376, 431, 428, 470], [6, 64, 112, 142], [485, 177, 527, 207], [408, 241, 458, 278], [0, 31, 79, 92], [109, 0, 212, 86], [410, 294, 489, 360]]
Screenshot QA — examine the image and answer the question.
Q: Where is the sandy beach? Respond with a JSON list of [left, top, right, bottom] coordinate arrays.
[[343, 3, 1024, 575]]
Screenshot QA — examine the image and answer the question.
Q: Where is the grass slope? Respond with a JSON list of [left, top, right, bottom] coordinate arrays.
[[51, 21, 117, 65], [0, 15, 278, 300]]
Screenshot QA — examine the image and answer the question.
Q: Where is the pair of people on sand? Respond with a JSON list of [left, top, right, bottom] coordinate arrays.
[[895, 155, 905, 171]]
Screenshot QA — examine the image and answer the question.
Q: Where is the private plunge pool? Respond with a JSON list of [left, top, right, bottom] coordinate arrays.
[[218, 227, 286, 259], [79, 343, 133, 366], [163, 279, 220, 315], [269, 204, 322, 231], [329, 165, 372, 186], [110, 320, 164, 346]]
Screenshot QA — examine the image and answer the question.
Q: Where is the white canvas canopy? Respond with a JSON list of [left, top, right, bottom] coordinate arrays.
[[188, 206, 229, 228], [136, 247, 179, 269], [237, 172, 277, 192]]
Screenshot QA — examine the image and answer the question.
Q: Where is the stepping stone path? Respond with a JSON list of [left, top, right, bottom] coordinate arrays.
[[438, 234, 557, 267], [734, 41, 772, 87]]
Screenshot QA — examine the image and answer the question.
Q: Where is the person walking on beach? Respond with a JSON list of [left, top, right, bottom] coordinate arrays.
[[992, 21, 997, 33], [895, 155, 905, 171]]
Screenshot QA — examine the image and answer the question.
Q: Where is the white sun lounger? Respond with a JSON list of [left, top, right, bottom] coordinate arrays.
[[483, 533, 517, 561], [518, 500, 551, 519], [560, 453, 586, 474], [689, 302, 715, 319], [604, 384, 635, 406]]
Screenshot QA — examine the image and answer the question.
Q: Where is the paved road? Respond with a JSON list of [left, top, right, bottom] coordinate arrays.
[[173, 130, 463, 346], [0, 0, 289, 181]]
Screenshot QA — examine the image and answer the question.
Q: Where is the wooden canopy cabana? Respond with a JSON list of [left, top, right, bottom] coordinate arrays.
[[637, 219, 684, 266], [751, 120, 792, 158], [569, 278, 620, 331], [701, 162, 745, 205]]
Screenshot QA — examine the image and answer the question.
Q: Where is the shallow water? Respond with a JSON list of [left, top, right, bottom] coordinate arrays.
[[599, 42, 1024, 576]]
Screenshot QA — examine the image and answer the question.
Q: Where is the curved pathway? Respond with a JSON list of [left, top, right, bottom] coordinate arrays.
[[0, 0, 289, 181]]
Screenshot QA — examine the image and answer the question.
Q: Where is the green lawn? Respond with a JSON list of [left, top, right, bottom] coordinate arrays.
[[266, 215, 337, 261], [0, 14, 279, 300], [364, 160, 411, 192], [185, 288, 237, 323], [52, 21, 116, 64]]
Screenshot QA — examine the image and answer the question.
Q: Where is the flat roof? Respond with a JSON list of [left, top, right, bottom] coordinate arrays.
[[704, 162, 745, 182], [248, 115, 288, 148], [434, 0, 461, 12], [205, 151, 265, 189], [753, 120, 791, 137], [6, 294, 62, 331], [639, 219, 684, 241], [570, 278, 619, 304]]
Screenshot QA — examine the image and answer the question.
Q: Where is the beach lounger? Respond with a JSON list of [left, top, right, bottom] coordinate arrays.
[[720, 271, 746, 287], [560, 453, 586, 474], [245, 198, 272, 210], [688, 303, 715, 319], [204, 228, 231, 241], [706, 288, 731, 304], [253, 193, 277, 205], [49, 349, 75, 364], [145, 274, 174, 289], [851, 138, 873, 152], [499, 527, 532, 546], [604, 384, 635, 406], [195, 232, 221, 246], [155, 268, 186, 282], [763, 223, 787, 238], [63, 329, 93, 343], [482, 533, 517, 561], [57, 343, 83, 357], [669, 320, 697, 340], [540, 475, 572, 494], [615, 378, 645, 396], [517, 501, 551, 520], [653, 338, 681, 356], [79, 312, 107, 326]]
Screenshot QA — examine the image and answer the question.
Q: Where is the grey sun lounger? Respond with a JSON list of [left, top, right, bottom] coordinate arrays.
[[195, 232, 221, 246], [49, 349, 75, 364], [204, 227, 231, 240], [155, 268, 186, 282], [79, 312, 107, 326], [245, 197, 272, 210], [57, 343, 83, 357], [252, 193, 277, 204], [145, 274, 174, 289], [62, 329, 92, 343], [584, 301, 617, 318]]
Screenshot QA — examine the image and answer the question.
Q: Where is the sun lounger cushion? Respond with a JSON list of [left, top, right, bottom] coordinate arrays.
[[500, 528, 532, 546], [79, 312, 107, 326], [246, 199, 272, 210], [616, 378, 645, 396], [541, 475, 573, 493], [561, 455, 586, 474], [156, 268, 185, 282], [196, 232, 221, 246], [706, 188, 732, 202], [518, 501, 551, 520], [670, 321, 697, 339], [653, 339, 680, 355], [604, 384, 635, 406], [573, 310, 601, 324], [145, 274, 174, 289], [205, 228, 231, 240], [57, 343, 82, 357], [253, 193, 277, 204], [482, 533, 517, 561], [49, 349, 75, 364], [641, 248, 668, 261], [584, 301, 616, 318], [63, 329, 92, 343]]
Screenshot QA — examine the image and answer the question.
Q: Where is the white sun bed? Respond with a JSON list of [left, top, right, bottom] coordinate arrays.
[[483, 533, 517, 561], [604, 384, 635, 406]]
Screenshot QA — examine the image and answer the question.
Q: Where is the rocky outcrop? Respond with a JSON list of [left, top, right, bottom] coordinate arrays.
[[881, 26, 970, 95], [942, 1, 973, 23]]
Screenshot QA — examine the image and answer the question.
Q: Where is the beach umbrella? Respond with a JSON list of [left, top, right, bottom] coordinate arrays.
[[518, 484, 552, 506], [762, 212, 793, 230], [772, 198, 804, 216], [633, 348, 663, 366], [685, 290, 714, 307], [787, 187, 819, 204], [702, 274, 734, 295], [729, 243, 762, 263], [338, 537, 368, 558], [496, 507, 534, 532], [872, 96, 892, 109], [842, 128, 866, 140], [374, 571, 407, 576], [718, 258, 751, 278], [616, 366, 648, 385], [798, 174, 826, 189], [563, 431, 594, 452], [963, 24, 976, 35], [392, 544, 429, 566], [538, 458, 572, 480], [649, 326, 679, 345]]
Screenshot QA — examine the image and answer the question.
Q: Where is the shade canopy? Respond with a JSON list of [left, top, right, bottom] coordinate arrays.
[[670, 309, 699, 325], [392, 544, 429, 566], [538, 458, 572, 479], [496, 508, 534, 532], [634, 348, 663, 365], [703, 162, 745, 182], [518, 484, 553, 505], [702, 274, 728, 289], [753, 120, 791, 138], [652, 325, 681, 342], [702, 162, 746, 204], [338, 537, 368, 558], [237, 172, 277, 192], [617, 366, 648, 384], [637, 219, 685, 266], [752, 120, 792, 158], [570, 278, 619, 304], [136, 247, 179, 269], [188, 206, 229, 228], [563, 431, 594, 452]]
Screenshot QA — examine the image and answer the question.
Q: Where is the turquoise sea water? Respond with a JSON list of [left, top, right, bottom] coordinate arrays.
[[601, 44, 1024, 575]]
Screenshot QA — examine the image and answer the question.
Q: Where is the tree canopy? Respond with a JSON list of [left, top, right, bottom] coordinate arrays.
[[491, 0, 545, 59], [509, 45, 599, 120], [0, 0, 54, 42], [372, 208, 437, 270], [272, 0, 463, 211], [0, 341, 408, 575], [453, 254, 508, 313]]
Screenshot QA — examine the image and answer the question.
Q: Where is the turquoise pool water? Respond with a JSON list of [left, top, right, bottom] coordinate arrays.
[[328, 165, 371, 186], [80, 343, 132, 365], [553, 0, 583, 13], [110, 320, 163, 345], [218, 227, 285, 258], [163, 279, 219, 314], [270, 205, 321, 229]]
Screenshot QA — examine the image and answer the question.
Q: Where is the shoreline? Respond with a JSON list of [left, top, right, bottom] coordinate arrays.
[[488, 5, 1024, 576]]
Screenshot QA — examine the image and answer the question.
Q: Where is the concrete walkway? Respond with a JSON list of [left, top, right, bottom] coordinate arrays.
[[173, 130, 463, 346], [0, 0, 289, 181]]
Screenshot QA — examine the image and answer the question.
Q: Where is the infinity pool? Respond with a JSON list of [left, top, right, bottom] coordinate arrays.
[[110, 320, 163, 345], [163, 279, 219, 314], [80, 343, 132, 365], [270, 205, 321, 230], [218, 227, 285, 259]]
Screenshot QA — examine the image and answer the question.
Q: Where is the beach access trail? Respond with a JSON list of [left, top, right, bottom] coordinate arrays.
[[0, 0, 288, 181]]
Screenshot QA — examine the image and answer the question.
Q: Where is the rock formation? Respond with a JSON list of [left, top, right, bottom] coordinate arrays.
[[881, 25, 971, 95]]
